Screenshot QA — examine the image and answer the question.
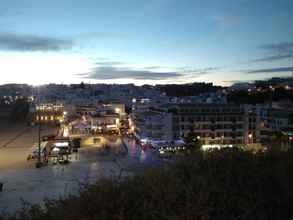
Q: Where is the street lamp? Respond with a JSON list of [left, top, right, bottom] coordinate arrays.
[[248, 133, 253, 144], [36, 98, 43, 168]]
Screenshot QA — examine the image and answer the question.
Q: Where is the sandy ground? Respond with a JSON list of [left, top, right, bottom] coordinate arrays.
[[0, 120, 58, 170]]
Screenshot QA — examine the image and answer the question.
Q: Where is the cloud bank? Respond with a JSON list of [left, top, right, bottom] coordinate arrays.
[[78, 62, 220, 81], [79, 66, 182, 80], [0, 32, 73, 51], [247, 67, 293, 74], [252, 42, 293, 62]]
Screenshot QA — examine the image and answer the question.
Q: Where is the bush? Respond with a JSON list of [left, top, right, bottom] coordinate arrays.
[[3, 149, 293, 220]]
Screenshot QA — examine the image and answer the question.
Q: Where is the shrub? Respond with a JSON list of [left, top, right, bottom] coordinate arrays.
[[3, 149, 293, 220]]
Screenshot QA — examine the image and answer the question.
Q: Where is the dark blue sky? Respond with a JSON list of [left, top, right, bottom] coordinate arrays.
[[0, 0, 292, 85]]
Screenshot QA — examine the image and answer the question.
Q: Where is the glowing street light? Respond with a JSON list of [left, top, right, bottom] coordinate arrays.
[[131, 125, 135, 132], [248, 133, 253, 144]]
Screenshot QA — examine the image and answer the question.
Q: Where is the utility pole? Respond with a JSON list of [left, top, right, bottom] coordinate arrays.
[[36, 87, 42, 168], [37, 117, 42, 166]]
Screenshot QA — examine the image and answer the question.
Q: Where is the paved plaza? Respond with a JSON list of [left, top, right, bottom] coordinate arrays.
[[0, 121, 161, 213]]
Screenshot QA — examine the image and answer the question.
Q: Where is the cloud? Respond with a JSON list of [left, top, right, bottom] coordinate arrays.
[[181, 67, 221, 76], [252, 42, 293, 62], [79, 66, 182, 80], [78, 64, 220, 81], [0, 32, 73, 51], [247, 67, 293, 74], [252, 54, 293, 62], [142, 66, 192, 71], [95, 61, 125, 66], [260, 42, 293, 52]]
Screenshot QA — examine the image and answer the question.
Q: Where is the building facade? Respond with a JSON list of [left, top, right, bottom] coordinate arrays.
[[31, 103, 64, 124], [131, 110, 173, 143], [173, 104, 246, 145]]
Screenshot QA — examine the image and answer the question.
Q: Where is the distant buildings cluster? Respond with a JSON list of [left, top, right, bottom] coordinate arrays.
[[0, 78, 292, 150], [229, 77, 293, 92], [130, 99, 292, 149]]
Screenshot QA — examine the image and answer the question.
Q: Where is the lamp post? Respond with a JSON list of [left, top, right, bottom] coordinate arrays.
[[36, 108, 42, 168], [35, 87, 43, 168], [248, 133, 253, 144]]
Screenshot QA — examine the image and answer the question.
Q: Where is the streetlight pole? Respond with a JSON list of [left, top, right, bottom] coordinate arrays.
[[36, 87, 42, 168], [248, 133, 253, 144], [37, 117, 42, 166]]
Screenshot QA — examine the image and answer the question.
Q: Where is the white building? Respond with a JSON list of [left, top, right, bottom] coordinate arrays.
[[131, 110, 173, 144], [173, 104, 246, 145]]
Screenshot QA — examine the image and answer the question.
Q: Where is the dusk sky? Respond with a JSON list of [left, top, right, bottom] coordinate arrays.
[[0, 0, 292, 86]]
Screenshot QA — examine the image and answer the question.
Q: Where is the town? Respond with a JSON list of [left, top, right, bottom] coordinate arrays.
[[1, 0, 293, 218], [0, 78, 292, 170]]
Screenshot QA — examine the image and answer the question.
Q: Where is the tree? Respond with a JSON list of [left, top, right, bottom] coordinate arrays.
[[5, 149, 293, 220], [270, 131, 289, 151], [79, 81, 86, 89], [184, 131, 202, 152]]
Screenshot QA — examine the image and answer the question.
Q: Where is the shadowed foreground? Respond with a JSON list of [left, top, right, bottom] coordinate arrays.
[[1, 148, 293, 220]]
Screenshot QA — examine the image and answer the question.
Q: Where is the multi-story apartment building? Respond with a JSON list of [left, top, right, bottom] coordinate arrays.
[[271, 109, 291, 131], [172, 104, 246, 145], [244, 105, 272, 144], [243, 104, 293, 145], [132, 103, 255, 146], [131, 110, 173, 143], [132, 98, 152, 113], [132, 101, 289, 147]]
